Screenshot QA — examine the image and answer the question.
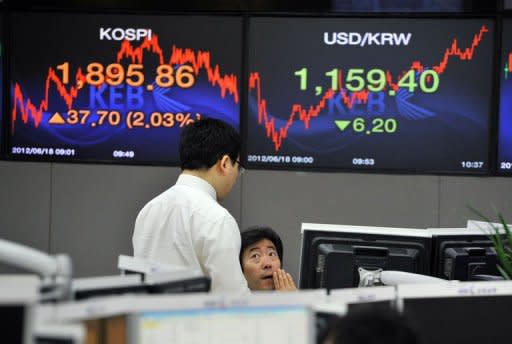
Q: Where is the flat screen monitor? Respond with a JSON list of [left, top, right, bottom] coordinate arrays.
[[71, 274, 210, 300], [35, 323, 84, 344], [299, 223, 431, 290], [398, 282, 512, 344], [0, 276, 39, 344], [129, 305, 313, 344], [404, 296, 512, 344], [0, 13, 3, 157], [0, 305, 27, 344], [429, 228, 501, 281], [246, 17, 494, 173], [498, 18, 512, 173], [7, 12, 242, 165]]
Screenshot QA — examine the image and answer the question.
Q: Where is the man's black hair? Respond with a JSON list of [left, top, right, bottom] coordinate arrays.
[[239, 227, 284, 271], [179, 118, 240, 170]]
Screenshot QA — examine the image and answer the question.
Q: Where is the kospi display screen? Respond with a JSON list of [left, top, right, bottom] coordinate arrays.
[[8, 12, 242, 164], [498, 18, 512, 173], [246, 17, 494, 173]]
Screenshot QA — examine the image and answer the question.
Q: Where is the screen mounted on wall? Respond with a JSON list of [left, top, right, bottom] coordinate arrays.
[[7, 12, 242, 164], [498, 18, 512, 174], [246, 17, 494, 173], [0, 13, 3, 156]]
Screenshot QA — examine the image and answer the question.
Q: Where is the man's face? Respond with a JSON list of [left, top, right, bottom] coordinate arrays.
[[241, 238, 282, 290]]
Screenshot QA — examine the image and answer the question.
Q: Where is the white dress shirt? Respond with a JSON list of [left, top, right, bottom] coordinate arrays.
[[133, 174, 250, 295]]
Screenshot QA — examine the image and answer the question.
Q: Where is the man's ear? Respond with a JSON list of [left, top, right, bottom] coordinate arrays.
[[217, 154, 231, 175]]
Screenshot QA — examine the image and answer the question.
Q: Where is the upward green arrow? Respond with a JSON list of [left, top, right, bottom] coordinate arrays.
[[335, 120, 351, 132]]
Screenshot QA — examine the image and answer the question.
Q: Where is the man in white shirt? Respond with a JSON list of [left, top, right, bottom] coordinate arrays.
[[133, 118, 249, 294]]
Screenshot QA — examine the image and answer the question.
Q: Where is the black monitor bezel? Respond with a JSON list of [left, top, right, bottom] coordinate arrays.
[[299, 227, 431, 290]]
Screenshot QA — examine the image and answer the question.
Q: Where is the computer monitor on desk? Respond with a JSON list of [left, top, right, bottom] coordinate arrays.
[[428, 227, 501, 281], [34, 323, 85, 344], [117, 255, 211, 293], [299, 223, 431, 290], [129, 305, 314, 344], [71, 274, 146, 300], [118, 255, 181, 279], [0, 275, 39, 344], [71, 271, 211, 301], [398, 281, 512, 344]]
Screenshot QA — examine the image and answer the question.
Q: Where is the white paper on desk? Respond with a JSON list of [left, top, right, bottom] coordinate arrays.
[[329, 285, 396, 304], [52, 294, 136, 322], [397, 280, 512, 299], [131, 292, 220, 312], [118, 255, 186, 274], [225, 288, 327, 308]]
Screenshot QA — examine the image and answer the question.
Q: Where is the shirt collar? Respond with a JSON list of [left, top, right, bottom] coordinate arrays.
[[176, 174, 217, 201]]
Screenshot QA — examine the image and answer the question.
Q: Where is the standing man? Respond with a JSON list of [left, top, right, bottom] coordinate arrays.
[[133, 118, 249, 294]]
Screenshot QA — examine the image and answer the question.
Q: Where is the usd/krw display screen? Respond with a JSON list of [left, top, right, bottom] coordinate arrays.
[[246, 17, 494, 173], [8, 12, 242, 164], [498, 18, 512, 173]]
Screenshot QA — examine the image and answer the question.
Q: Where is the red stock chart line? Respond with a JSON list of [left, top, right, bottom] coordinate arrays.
[[11, 34, 239, 134], [506, 52, 512, 79], [249, 25, 489, 152]]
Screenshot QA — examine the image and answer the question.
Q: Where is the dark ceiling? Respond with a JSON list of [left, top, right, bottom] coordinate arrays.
[[0, 0, 500, 13]]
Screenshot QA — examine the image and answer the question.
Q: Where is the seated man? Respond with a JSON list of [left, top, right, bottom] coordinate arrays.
[[239, 227, 297, 291]]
